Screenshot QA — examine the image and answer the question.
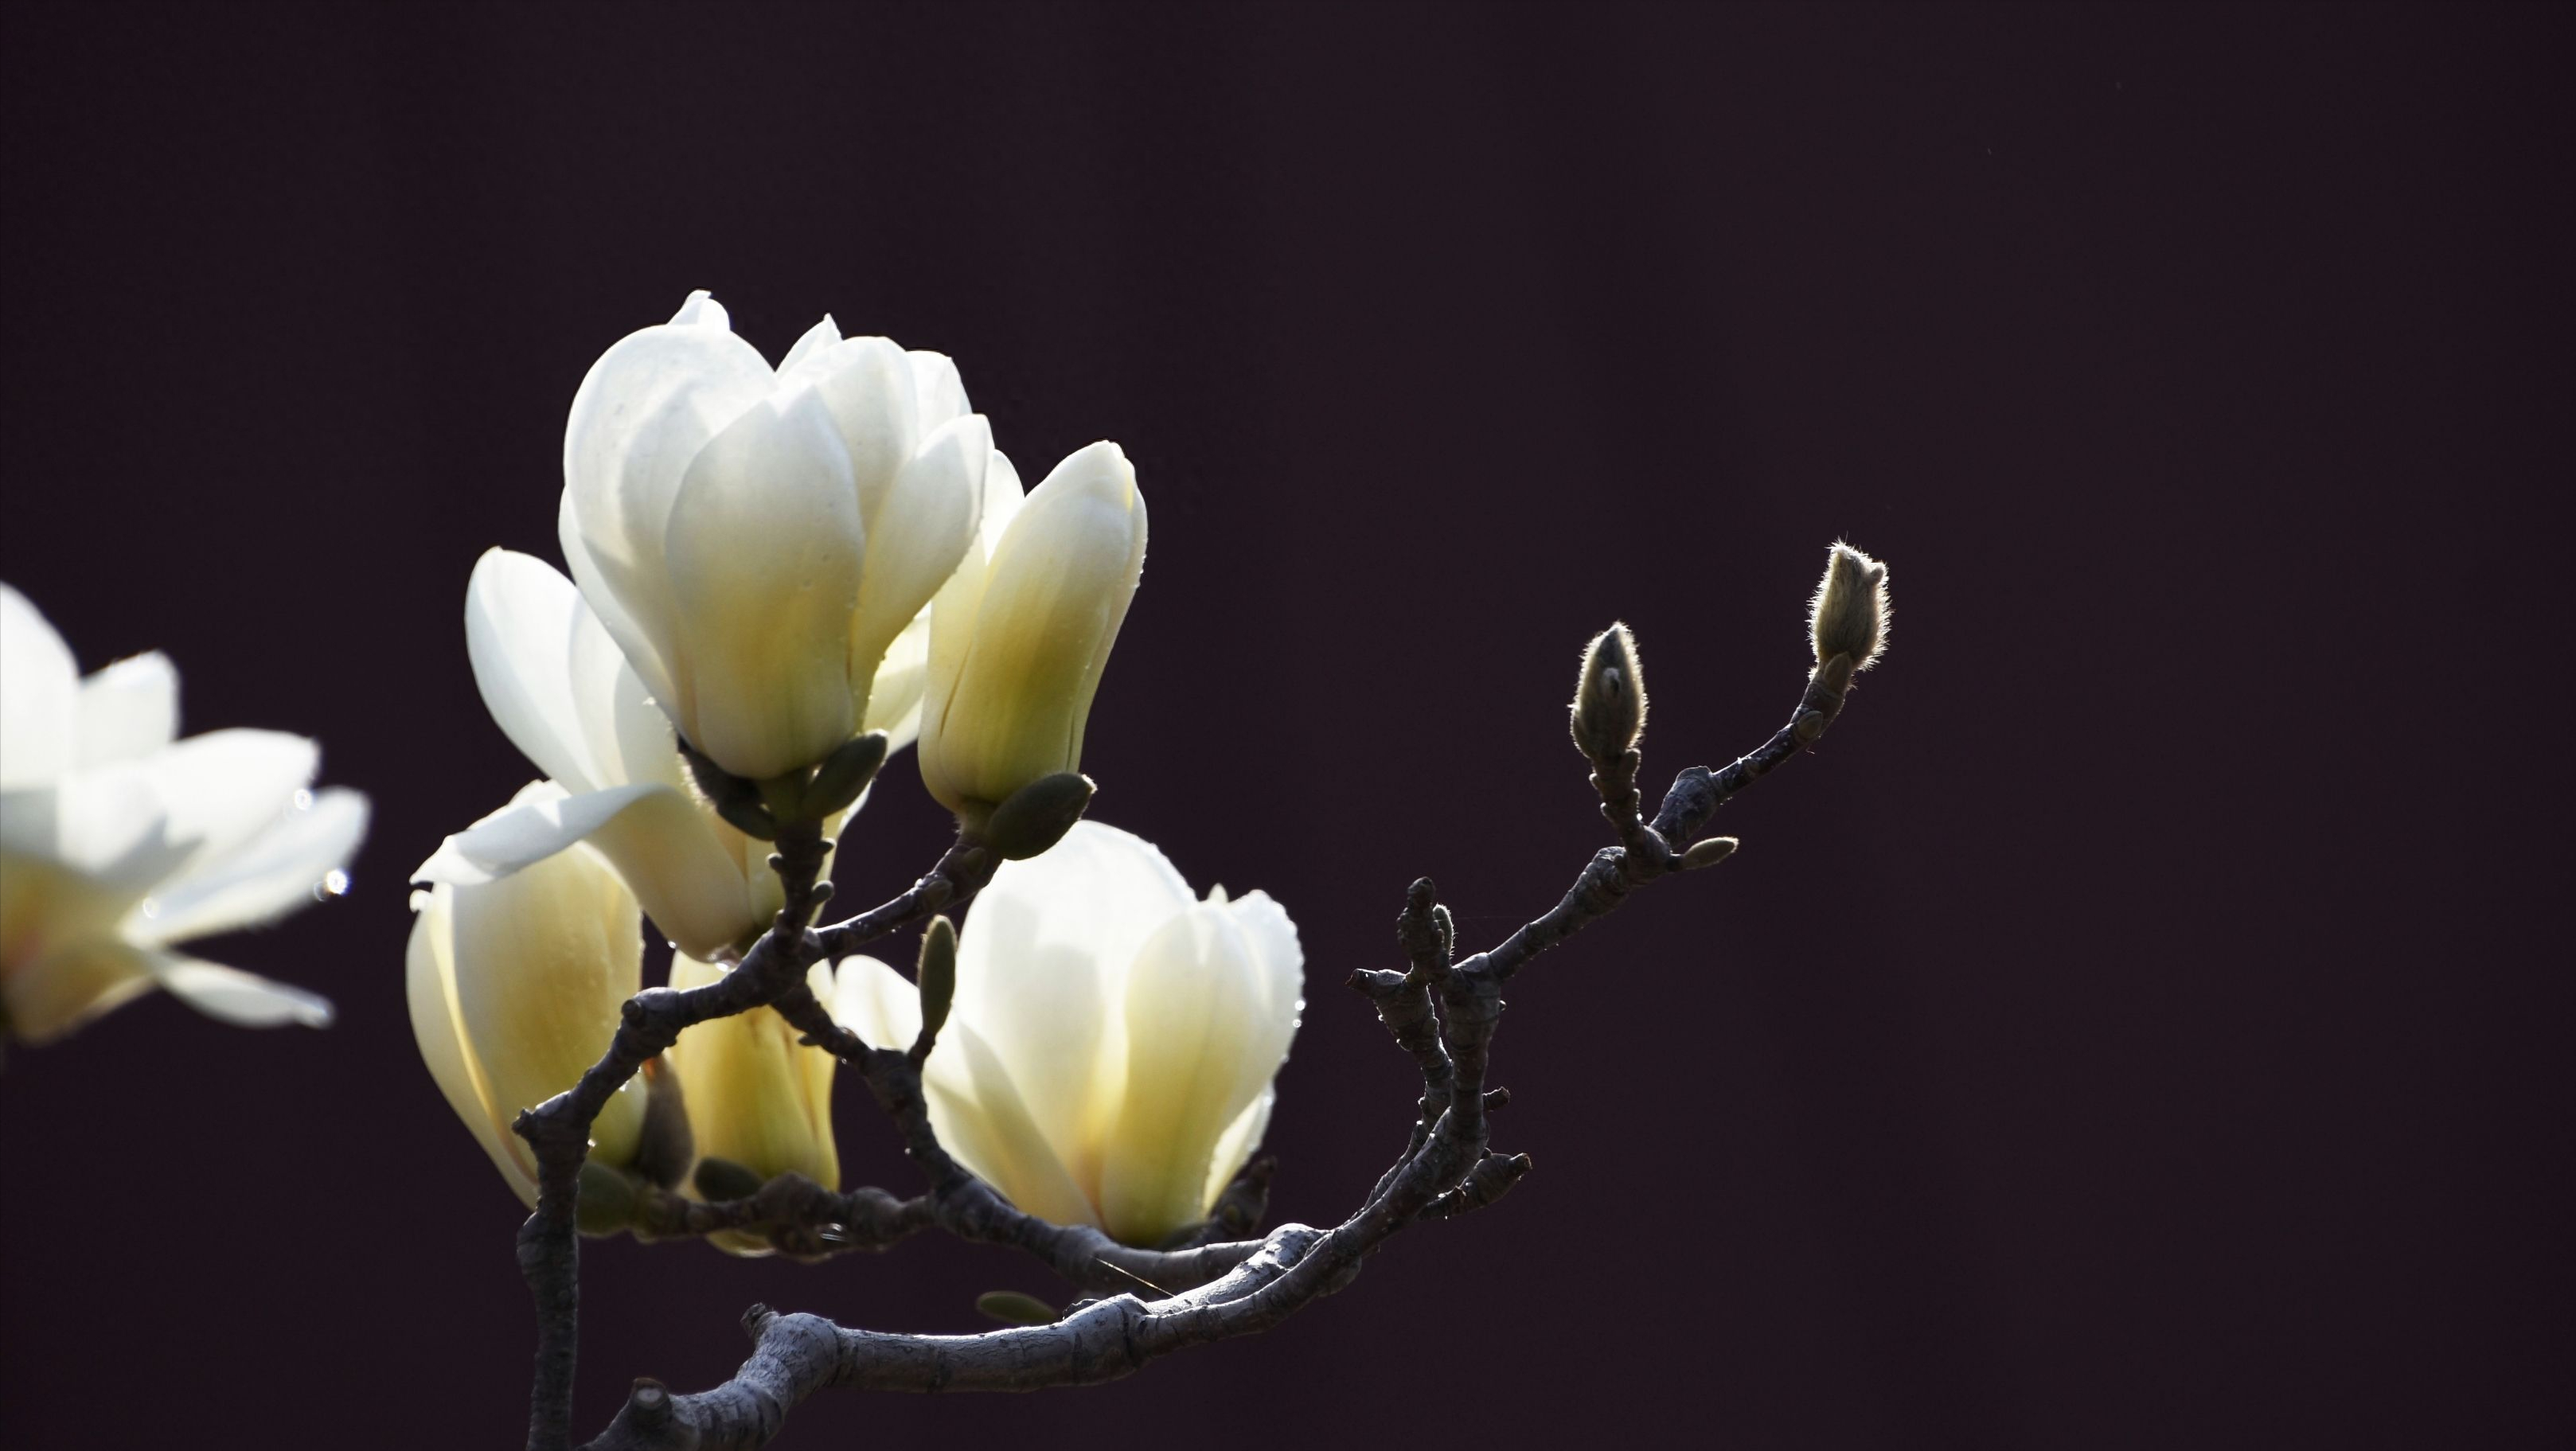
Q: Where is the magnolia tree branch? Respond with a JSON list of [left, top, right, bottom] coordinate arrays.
[[560, 653, 1867, 1451]]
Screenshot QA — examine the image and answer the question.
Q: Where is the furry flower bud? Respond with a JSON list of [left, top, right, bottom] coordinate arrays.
[[1809, 542, 1891, 672]]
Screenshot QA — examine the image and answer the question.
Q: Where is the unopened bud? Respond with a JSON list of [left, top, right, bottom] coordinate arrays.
[[975, 771, 1096, 860], [692, 1156, 765, 1203], [576, 1160, 641, 1236], [681, 742, 777, 841], [1813, 652, 1856, 698], [975, 1290, 1061, 1326], [1680, 836, 1739, 870], [1809, 542, 1890, 672], [802, 731, 889, 821], [630, 1055, 695, 1192], [1570, 622, 1648, 764], [913, 916, 958, 1051]]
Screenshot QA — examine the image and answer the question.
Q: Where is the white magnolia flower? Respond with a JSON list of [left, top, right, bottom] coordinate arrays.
[[416, 548, 891, 961], [833, 821, 1300, 1246], [406, 785, 650, 1207], [665, 953, 841, 1254], [0, 584, 367, 1044], [560, 290, 989, 782], [918, 441, 1148, 818]]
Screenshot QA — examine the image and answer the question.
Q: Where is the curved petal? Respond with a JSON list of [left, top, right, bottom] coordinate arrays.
[[776, 314, 841, 376], [15, 766, 185, 888], [940, 1019, 1099, 1227], [799, 335, 918, 522], [131, 786, 369, 945], [76, 652, 178, 768], [151, 952, 334, 1028], [465, 549, 610, 794], [862, 610, 931, 751], [406, 886, 535, 1202], [661, 386, 864, 778], [828, 954, 923, 1053], [1099, 903, 1278, 1244], [413, 780, 757, 961], [849, 412, 988, 694], [907, 351, 969, 434], [952, 821, 1193, 1180], [0, 583, 78, 789], [1221, 888, 1305, 1078], [1202, 1086, 1274, 1213], [141, 728, 320, 871], [559, 297, 775, 718]]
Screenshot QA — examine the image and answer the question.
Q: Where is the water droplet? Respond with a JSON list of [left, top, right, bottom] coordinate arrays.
[[292, 789, 314, 812], [139, 899, 162, 919], [312, 868, 351, 902]]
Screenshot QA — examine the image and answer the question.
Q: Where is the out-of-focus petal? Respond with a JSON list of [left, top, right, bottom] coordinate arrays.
[[151, 952, 334, 1028], [0, 935, 157, 1043], [131, 786, 368, 945], [0, 583, 78, 789], [74, 653, 178, 767], [141, 728, 320, 871], [828, 954, 923, 1052]]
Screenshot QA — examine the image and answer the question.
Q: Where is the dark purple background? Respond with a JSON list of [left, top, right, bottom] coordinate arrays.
[[3, 3, 2567, 1447]]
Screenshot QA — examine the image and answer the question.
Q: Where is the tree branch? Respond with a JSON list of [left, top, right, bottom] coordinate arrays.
[[564, 654, 1865, 1449]]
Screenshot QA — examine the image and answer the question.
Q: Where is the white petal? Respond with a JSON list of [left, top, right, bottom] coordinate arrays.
[[10, 766, 185, 887], [938, 1019, 1099, 1227], [798, 335, 919, 520], [1202, 1087, 1274, 1213], [849, 412, 987, 688], [668, 289, 730, 329], [0, 935, 158, 1043], [0, 583, 79, 789], [661, 387, 865, 778], [1222, 888, 1305, 1075], [415, 780, 759, 962], [907, 350, 970, 434], [828, 954, 923, 1052], [776, 314, 841, 376], [131, 786, 368, 945], [465, 550, 613, 794], [142, 728, 320, 872], [861, 610, 931, 751], [75, 652, 178, 767], [152, 952, 334, 1028], [407, 886, 537, 1202], [560, 306, 775, 724], [1099, 903, 1278, 1243], [951, 821, 1194, 1175]]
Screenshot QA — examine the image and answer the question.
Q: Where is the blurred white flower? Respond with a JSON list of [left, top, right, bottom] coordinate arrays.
[[665, 952, 841, 1254], [0, 584, 366, 1044], [833, 821, 1299, 1246], [416, 548, 888, 961], [917, 441, 1147, 819], [406, 785, 650, 1205], [558, 290, 988, 782]]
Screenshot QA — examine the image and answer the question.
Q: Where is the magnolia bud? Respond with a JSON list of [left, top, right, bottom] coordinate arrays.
[[692, 1156, 766, 1202], [800, 731, 888, 821], [577, 1160, 642, 1236], [680, 742, 776, 841], [1569, 622, 1648, 764], [1809, 542, 1890, 672], [976, 771, 1096, 860], [913, 916, 958, 1051], [1680, 836, 1739, 870]]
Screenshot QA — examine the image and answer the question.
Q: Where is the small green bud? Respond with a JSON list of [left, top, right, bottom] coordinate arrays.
[[576, 1160, 640, 1237], [975, 772, 1096, 860], [692, 1156, 766, 1203], [1809, 542, 1890, 672], [681, 742, 777, 840], [1680, 836, 1739, 870], [802, 731, 889, 821], [974, 1290, 1061, 1326], [1570, 622, 1647, 765], [914, 916, 958, 1051]]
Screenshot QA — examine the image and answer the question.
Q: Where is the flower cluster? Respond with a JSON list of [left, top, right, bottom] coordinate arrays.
[[1, 586, 367, 1044], [406, 294, 1298, 1249]]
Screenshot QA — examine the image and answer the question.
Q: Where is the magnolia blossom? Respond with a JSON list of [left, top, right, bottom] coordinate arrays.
[[918, 442, 1149, 818], [406, 785, 650, 1206], [415, 548, 892, 960], [834, 821, 1300, 1246], [0, 585, 366, 1043], [560, 290, 989, 782], [666, 953, 841, 1254]]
